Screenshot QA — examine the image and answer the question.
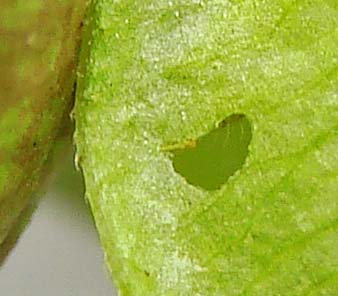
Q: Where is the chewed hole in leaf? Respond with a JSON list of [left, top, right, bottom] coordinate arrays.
[[167, 114, 252, 191]]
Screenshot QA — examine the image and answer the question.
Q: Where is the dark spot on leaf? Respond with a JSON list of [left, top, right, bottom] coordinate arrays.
[[144, 270, 150, 277]]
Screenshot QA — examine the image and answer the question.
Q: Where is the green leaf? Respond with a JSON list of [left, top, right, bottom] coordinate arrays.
[[0, 0, 86, 248], [75, 1, 338, 295], [169, 114, 252, 191]]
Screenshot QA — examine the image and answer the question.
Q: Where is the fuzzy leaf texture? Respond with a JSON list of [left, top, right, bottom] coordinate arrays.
[[75, 1, 338, 295], [0, 0, 87, 250]]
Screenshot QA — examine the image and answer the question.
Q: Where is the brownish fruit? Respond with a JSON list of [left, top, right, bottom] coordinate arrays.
[[0, 0, 87, 250]]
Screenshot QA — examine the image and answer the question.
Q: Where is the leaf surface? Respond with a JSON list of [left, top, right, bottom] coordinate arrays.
[[75, 1, 338, 295]]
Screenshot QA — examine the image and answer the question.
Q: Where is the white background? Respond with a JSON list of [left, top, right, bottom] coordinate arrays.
[[0, 144, 116, 296]]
